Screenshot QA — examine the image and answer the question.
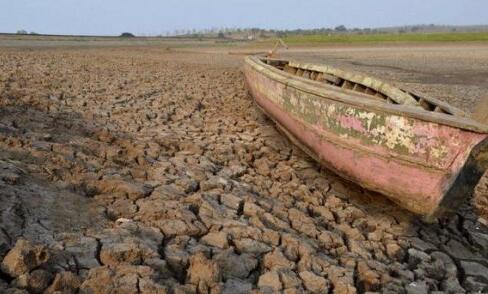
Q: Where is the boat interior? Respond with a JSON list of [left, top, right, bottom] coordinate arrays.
[[262, 57, 457, 116]]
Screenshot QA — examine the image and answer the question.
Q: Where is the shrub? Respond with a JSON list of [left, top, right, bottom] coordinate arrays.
[[120, 32, 135, 38]]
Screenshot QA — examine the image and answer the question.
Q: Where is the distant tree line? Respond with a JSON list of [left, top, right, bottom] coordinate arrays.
[[14, 24, 487, 39], [16, 30, 38, 35], [164, 24, 488, 39]]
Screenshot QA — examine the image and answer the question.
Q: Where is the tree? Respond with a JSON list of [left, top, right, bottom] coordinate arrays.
[[120, 32, 135, 38], [334, 25, 347, 32], [16, 30, 27, 34], [217, 32, 225, 39]]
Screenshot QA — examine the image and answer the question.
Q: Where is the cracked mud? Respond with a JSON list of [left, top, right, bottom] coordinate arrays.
[[0, 45, 488, 293]]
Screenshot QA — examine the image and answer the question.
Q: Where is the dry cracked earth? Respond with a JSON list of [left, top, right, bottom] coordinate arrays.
[[0, 45, 488, 294]]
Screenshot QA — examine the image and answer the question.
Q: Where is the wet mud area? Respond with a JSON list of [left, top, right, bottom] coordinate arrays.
[[0, 45, 487, 293]]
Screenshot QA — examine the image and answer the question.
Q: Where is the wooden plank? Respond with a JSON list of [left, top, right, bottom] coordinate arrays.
[[365, 88, 376, 96], [353, 84, 367, 93], [342, 80, 354, 90], [406, 89, 466, 117], [434, 106, 445, 113], [419, 98, 434, 111], [321, 73, 342, 85], [289, 60, 420, 106], [283, 65, 297, 75], [316, 72, 325, 81]]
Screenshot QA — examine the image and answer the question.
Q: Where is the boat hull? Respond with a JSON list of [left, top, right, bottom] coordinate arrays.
[[244, 57, 488, 218]]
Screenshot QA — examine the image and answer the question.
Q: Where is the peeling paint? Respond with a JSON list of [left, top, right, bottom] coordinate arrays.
[[250, 70, 479, 170]]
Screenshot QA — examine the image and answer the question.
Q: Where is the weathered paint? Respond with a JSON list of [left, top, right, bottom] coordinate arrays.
[[244, 58, 488, 217]]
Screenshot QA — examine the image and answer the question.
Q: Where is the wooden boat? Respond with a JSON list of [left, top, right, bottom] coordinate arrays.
[[244, 56, 488, 219]]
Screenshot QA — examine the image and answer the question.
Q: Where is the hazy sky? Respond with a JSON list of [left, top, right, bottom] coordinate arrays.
[[1, 0, 487, 36]]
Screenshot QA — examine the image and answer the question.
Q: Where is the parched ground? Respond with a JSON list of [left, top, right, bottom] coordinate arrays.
[[0, 44, 487, 294]]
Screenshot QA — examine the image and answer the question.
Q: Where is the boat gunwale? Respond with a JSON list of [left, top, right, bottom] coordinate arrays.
[[287, 60, 467, 117], [245, 55, 488, 134]]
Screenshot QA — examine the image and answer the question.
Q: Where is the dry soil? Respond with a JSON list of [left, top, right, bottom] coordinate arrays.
[[0, 43, 488, 293]]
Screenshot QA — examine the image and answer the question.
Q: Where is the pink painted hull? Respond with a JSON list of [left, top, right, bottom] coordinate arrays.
[[244, 57, 488, 218]]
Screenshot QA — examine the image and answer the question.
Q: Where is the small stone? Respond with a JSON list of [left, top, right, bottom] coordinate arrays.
[[440, 277, 465, 294], [222, 279, 253, 294], [1, 239, 49, 278], [262, 229, 280, 246], [283, 288, 304, 294], [367, 231, 383, 242], [469, 232, 488, 250], [139, 277, 168, 294], [201, 232, 228, 249], [144, 258, 172, 279], [405, 281, 429, 294], [464, 276, 488, 293], [258, 271, 282, 292], [312, 206, 335, 222], [164, 238, 190, 279], [279, 269, 302, 289], [255, 158, 271, 176], [356, 261, 380, 291], [214, 249, 258, 280], [409, 237, 436, 252], [234, 238, 272, 255], [200, 176, 229, 191], [63, 235, 100, 269], [263, 249, 295, 271], [441, 239, 477, 261], [299, 271, 329, 293], [187, 252, 221, 287], [159, 219, 196, 236], [95, 179, 152, 200], [99, 241, 143, 266], [332, 280, 357, 294], [318, 231, 344, 249], [430, 251, 457, 278], [14, 269, 53, 293], [219, 162, 247, 178], [407, 248, 431, 269], [288, 208, 318, 238], [220, 193, 243, 210], [385, 243, 405, 261], [173, 284, 197, 294], [459, 260, 488, 281], [422, 259, 446, 280], [243, 202, 264, 217], [45, 271, 81, 294], [4, 289, 30, 294], [80, 265, 165, 294]]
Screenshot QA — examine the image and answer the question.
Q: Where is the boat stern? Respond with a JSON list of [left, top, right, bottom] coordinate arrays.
[[432, 137, 488, 220]]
